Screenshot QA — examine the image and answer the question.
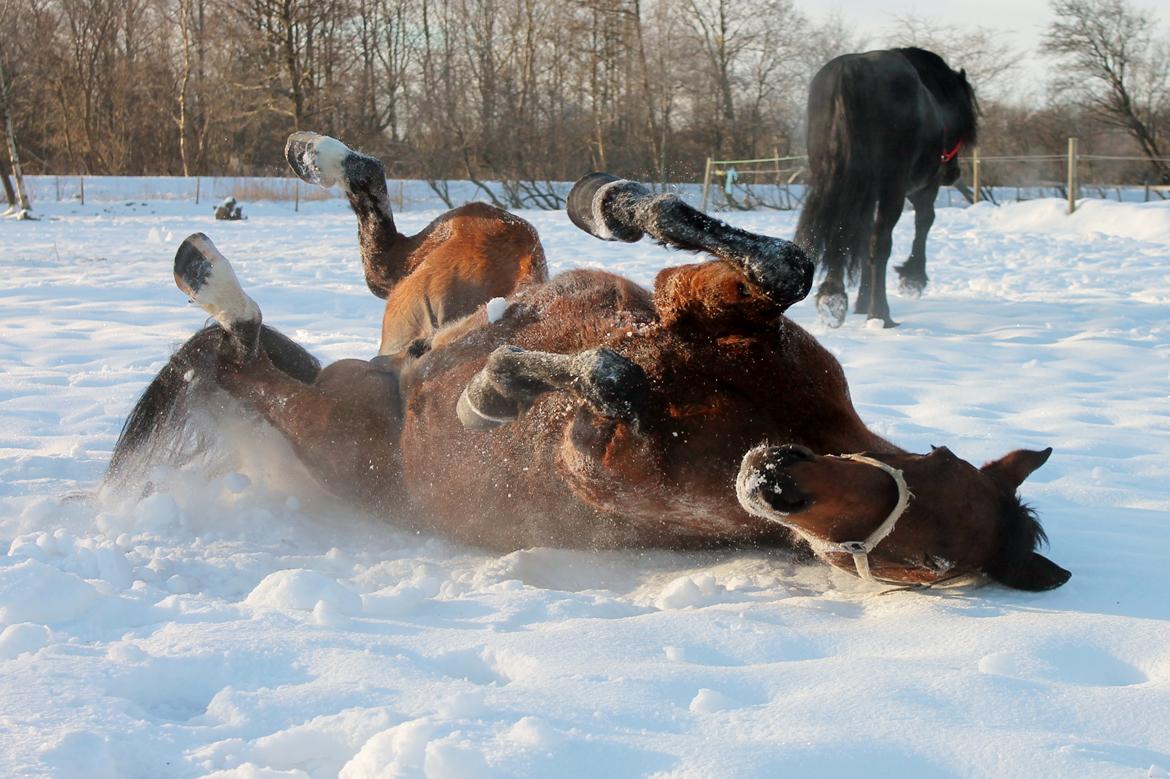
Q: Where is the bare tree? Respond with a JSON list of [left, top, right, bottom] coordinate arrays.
[[0, 2, 31, 218], [885, 15, 1020, 101], [1043, 0, 1170, 178]]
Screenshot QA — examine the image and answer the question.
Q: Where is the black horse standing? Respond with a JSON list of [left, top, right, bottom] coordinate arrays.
[[795, 47, 978, 327]]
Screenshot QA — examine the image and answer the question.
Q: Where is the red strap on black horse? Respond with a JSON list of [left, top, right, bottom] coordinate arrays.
[[940, 140, 963, 163]]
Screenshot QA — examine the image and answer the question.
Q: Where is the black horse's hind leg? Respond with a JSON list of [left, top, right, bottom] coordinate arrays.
[[816, 273, 849, 327], [861, 189, 906, 328], [457, 345, 649, 431], [567, 173, 813, 311], [285, 132, 403, 299], [895, 186, 936, 297]]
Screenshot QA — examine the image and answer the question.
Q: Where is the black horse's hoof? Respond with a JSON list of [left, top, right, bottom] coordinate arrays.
[[567, 172, 648, 243], [816, 291, 848, 328], [895, 262, 928, 298], [897, 275, 928, 298]]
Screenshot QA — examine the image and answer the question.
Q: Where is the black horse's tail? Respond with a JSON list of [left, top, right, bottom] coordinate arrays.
[[105, 324, 320, 488], [794, 69, 877, 282]]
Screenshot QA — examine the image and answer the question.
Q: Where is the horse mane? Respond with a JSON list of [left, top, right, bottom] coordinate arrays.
[[894, 47, 979, 146], [984, 495, 1049, 582]]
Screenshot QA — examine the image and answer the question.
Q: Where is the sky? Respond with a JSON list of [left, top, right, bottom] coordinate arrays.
[[808, 0, 1168, 99]]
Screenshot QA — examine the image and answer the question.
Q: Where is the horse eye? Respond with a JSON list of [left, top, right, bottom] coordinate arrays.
[[737, 283, 749, 297]]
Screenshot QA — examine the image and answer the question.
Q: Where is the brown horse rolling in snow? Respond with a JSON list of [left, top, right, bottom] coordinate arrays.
[[107, 134, 1069, 591]]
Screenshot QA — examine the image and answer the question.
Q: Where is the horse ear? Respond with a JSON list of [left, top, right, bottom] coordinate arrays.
[[982, 447, 1052, 489], [987, 552, 1071, 591], [959, 67, 967, 80]]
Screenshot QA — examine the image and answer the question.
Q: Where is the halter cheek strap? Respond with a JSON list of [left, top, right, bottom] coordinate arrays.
[[941, 140, 963, 164], [817, 454, 912, 582]]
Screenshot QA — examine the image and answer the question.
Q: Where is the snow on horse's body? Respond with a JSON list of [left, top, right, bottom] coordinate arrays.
[[108, 134, 1070, 592]]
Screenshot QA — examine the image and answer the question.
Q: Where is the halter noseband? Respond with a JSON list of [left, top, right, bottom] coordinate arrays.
[[816, 454, 912, 583]]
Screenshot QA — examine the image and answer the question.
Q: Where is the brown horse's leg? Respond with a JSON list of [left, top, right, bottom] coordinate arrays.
[[566, 173, 814, 311], [174, 232, 404, 506], [456, 345, 648, 431], [218, 356, 405, 508], [285, 132, 407, 299]]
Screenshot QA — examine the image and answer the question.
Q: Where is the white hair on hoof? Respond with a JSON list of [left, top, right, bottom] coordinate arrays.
[[285, 132, 353, 191], [174, 233, 260, 334]]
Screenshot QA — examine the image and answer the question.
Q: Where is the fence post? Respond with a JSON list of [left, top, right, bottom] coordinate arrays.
[[195, 177, 201, 205], [972, 148, 981, 204], [294, 179, 300, 212], [1067, 137, 1078, 214], [79, 175, 84, 206], [700, 157, 713, 212]]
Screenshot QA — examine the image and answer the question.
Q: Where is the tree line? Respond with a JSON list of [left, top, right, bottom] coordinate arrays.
[[1, 0, 1167, 202]]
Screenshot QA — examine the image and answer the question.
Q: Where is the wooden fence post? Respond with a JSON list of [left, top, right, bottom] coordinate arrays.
[[700, 157, 713, 212], [195, 177, 200, 205], [1067, 137, 1078, 214], [972, 148, 981, 204], [79, 175, 84, 205]]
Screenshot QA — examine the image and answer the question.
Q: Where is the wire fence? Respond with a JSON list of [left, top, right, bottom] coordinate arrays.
[[701, 140, 1170, 213], [18, 143, 1170, 214]]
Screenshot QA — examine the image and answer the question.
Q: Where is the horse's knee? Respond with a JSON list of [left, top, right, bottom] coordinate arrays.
[[654, 262, 782, 329]]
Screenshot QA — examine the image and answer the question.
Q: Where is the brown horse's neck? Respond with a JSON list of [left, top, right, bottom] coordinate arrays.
[[348, 191, 415, 300], [723, 320, 903, 459]]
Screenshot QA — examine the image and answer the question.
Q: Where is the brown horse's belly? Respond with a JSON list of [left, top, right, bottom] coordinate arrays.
[[399, 339, 795, 552]]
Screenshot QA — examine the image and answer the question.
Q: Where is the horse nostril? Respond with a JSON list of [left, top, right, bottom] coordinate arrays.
[[760, 474, 808, 512], [773, 444, 815, 467]]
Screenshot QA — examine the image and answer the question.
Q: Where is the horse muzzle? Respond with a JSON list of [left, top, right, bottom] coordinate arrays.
[[736, 444, 815, 520]]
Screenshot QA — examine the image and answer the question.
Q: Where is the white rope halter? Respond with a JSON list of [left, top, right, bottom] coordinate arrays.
[[817, 454, 912, 583]]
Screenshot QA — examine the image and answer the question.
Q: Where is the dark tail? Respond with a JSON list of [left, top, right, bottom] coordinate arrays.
[[795, 72, 877, 282], [105, 325, 234, 486], [105, 324, 320, 487]]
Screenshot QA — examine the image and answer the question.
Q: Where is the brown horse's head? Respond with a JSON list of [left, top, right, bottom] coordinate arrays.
[[736, 443, 1070, 590]]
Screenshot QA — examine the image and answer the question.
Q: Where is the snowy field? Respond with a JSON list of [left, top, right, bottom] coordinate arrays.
[[2, 193, 1170, 778]]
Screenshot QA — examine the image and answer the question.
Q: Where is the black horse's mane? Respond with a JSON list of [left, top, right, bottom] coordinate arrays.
[[985, 495, 1049, 583], [894, 47, 979, 146]]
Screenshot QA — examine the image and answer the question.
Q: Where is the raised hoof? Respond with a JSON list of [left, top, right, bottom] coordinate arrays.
[[577, 347, 648, 422], [457, 381, 520, 431], [815, 291, 848, 328], [897, 274, 928, 298], [174, 233, 261, 359], [284, 131, 352, 189], [895, 262, 928, 298], [566, 172, 648, 243], [456, 347, 527, 431]]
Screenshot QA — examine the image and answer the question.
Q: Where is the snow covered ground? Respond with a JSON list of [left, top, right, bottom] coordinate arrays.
[[2, 193, 1169, 778]]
